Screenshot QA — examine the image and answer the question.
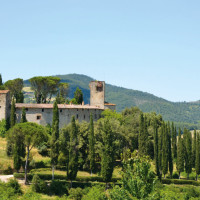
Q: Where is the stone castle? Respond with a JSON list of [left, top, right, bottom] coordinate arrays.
[[0, 81, 116, 128]]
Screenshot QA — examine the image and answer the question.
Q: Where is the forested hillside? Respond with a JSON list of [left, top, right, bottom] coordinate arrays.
[[24, 73, 200, 129]]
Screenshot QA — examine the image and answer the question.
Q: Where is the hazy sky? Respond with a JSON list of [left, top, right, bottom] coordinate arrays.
[[0, 1, 200, 102]]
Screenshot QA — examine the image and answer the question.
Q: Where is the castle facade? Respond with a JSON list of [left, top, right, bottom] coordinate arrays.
[[0, 81, 116, 128]]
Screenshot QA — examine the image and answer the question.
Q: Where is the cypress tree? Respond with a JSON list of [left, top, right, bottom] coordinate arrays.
[[89, 113, 95, 176], [139, 113, 148, 156], [176, 128, 184, 179], [50, 101, 59, 180], [7, 98, 16, 156], [13, 139, 21, 172], [158, 127, 163, 177], [0, 74, 2, 86], [101, 119, 114, 188], [171, 122, 177, 160], [153, 120, 160, 179], [184, 128, 192, 179], [192, 130, 197, 168], [10, 98, 16, 128], [20, 107, 27, 123], [195, 132, 200, 181], [162, 124, 168, 178], [67, 116, 78, 187], [168, 124, 173, 178]]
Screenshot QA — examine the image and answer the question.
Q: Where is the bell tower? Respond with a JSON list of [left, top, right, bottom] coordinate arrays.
[[0, 90, 11, 121], [89, 81, 105, 109]]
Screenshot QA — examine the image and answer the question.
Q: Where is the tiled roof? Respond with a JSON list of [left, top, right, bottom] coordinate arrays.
[[15, 103, 104, 110], [104, 103, 116, 106], [0, 90, 10, 94]]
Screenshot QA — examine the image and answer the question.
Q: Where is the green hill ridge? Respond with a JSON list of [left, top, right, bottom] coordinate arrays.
[[24, 73, 200, 130]]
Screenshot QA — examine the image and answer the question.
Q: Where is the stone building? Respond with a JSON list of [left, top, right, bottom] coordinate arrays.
[[0, 81, 116, 128]]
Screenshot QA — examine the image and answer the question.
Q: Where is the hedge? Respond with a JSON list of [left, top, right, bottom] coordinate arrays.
[[162, 179, 200, 186]]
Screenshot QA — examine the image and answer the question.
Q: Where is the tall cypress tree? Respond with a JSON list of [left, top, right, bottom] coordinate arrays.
[[195, 132, 200, 181], [20, 107, 27, 123], [67, 116, 78, 187], [89, 113, 95, 176], [168, 124, 173, 178], [0, 74, 2, 86], [10, 98, 16, 128], [192, 130, 197, 168], [101, 119, 114, 188], [158, 127, 163, 177], [171, 122, 177, 160], [7, 98, 16, 156], [176, 128, 184, 179], [153, 120, 160, 179], [13, 138, 21, 172], [184, 128, 192, 179], [50, 101, 59, 180], [139, 113, 148, 156], [162, 124, 168, 178]]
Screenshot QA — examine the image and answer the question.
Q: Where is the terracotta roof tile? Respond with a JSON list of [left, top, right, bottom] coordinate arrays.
[[15, 103, 104, 110], [104, 103, 116, 106], [0, 90, 10, 94]]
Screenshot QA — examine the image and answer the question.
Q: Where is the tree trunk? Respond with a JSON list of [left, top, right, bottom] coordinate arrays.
[[25, 146, 30, 185], [70, 180, 72, 188], [52, 164, 54, 180], [187, 173, 189, 180], [164, 174, 165, 179], [179, 172, 181, 179]]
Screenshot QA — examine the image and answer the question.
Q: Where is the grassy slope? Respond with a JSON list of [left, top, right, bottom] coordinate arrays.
[[24, 73, 200, 128]]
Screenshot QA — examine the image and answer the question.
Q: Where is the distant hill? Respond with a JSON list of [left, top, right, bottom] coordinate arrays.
[[24, 74, 200, 129]]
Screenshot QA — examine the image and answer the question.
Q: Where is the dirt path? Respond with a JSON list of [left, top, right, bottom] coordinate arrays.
[[0, 175, 13, 183]]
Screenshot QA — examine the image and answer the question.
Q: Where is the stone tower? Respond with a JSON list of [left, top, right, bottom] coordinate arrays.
[[89, 81, 105, 109], [0, 90, 11, 121]]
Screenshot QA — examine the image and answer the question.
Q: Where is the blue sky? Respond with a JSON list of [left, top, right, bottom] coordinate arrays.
[[0, 0, 200, 102]]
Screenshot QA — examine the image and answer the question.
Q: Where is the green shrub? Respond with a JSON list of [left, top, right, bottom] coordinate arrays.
[[37, 142, 49, 157], [31, 174, 47, 193], [7, 178, 22, 194], [0, 181, 18, 199], [21, 191, 42, 200], [82, 185, 107, 200], [68, 187, 85, 200], [49, 180, 68, 196]]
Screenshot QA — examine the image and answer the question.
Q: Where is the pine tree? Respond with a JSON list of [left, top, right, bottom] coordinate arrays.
[[192, 130, 197, 168], [89, 113, 95, 176], [162, 124, 168, 178], [50, 101, 59, 180], [176, 128, 184, 179], [138, 113, 148, 156], [153, 120, 160, 179], [195, 132, 200, 181], [20, 107, 27, 123], [184, 128, 192, 179], [101, 119, 114, 188], [10, 98, 16, 128], [67, 116, 78, 187]]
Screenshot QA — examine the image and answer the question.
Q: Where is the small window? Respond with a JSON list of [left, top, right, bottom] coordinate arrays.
[[82, 109, 84, 111], [60, 109, 62, 113], [77, 109, 78, 111], [84, 115, 85, 119], [37, 115, 41, 120], [76, 114, 78, 119], [42, 108, 44, 112], [26, 108, 28, 111]]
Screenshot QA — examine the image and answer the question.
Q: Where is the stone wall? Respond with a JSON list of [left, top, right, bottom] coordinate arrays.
[[89, 81, 105, 109], [16, 107, 103, 128], [0, 91, 11, 121]]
